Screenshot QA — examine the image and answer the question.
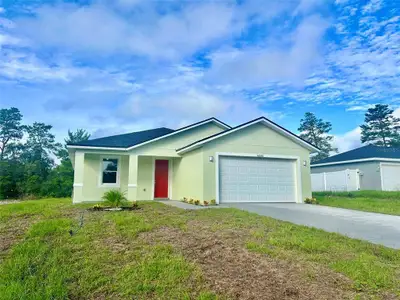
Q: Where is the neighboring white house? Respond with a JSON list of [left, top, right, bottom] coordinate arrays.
[[311, 145, 400, 191]]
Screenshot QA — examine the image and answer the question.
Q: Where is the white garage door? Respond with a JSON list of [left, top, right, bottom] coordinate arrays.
[[219, 156, 297, 203], [381, 163, 400, 191]]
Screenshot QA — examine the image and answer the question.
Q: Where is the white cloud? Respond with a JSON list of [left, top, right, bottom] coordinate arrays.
[[1, 0, 398, 146], [0, 33, 20, 47], [335, 0, 349, 4], [346, 104, 375, 111], [394, 107, 400, 119], [118, 88, 264, 128], [206, 15, 330, 89], [295, 0, 326, 14], [362, 0, 383, 14], [113, 0, 144, 9], [287, 1, 400, 106], [0, 51, 83, 82], [0, 7, 5, 14], [333, 127, 362, 153], [16, 2, 241, 60]]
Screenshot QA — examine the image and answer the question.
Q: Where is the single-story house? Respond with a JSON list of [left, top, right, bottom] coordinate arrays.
[[67, 117, 319, 204], [311, 145, 400, 191]]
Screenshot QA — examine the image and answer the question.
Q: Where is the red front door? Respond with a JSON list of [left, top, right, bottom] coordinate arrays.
[[154, 160, 169, 198]]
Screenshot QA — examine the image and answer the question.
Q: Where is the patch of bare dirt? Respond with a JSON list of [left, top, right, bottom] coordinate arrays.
[[0, 216, 34, 260], [142, 225, 359, 300], [0, 207, 84, 261]]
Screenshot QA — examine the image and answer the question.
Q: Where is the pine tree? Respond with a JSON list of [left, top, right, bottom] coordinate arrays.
[[298, 112, 338, 163], [360, 104, 400, 147]]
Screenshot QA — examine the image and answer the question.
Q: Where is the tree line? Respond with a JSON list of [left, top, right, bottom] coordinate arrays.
[[0, 107, 90, 199], [1, 104, 399, 199]]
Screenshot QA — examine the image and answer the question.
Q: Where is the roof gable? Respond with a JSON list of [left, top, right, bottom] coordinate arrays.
[[312, 145, 400, 166], [177, 117, 319, 154], [67, 117, 230, 151]]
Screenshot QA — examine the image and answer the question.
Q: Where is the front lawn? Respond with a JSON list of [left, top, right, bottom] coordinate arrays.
[[314, 191, 400, 216], [1, 199, 399, 299]]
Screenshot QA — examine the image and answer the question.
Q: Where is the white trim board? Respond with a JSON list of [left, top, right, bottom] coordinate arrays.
[[312, 158, 400, 167], [215, 152, 303, 204], [177, 117, 319, 155], [67, 118, 230, 151]]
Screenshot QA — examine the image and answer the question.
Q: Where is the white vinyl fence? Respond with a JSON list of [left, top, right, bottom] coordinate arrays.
[[311, 169, 360, 192]]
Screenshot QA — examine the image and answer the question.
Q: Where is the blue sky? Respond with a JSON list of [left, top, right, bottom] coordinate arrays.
[[0, 0, 399, 152]]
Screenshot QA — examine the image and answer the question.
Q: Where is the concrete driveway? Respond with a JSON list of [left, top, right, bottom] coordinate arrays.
[[221, 203, 400, 249]]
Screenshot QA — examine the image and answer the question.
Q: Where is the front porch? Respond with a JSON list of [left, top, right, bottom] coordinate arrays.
[[72, 152, 180, 203]]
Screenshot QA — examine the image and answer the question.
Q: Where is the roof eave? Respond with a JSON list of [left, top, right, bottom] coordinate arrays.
[[311, 157, 400, 167], [66, 145, 127, 151]]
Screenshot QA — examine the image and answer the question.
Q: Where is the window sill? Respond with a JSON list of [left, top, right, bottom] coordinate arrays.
[[98, 184, 120, 188]]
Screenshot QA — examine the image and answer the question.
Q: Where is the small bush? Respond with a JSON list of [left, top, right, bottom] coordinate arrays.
[[203, 201, 209, 206], [102, 189, 128, 208], [132, 201, 139, 209], [92, 204, 103, 211], [189, 199, 194, 204], [182, 197, 188, 203], [305, 197, 318, 204], [210, 199, 216, 205], [194, 200, 200, 205]]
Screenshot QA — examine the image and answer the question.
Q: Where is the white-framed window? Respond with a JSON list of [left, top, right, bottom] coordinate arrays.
[[100, 157, 120, 186]]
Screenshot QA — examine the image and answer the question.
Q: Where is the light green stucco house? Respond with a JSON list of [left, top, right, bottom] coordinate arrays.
[[67, 117, 319, 204]]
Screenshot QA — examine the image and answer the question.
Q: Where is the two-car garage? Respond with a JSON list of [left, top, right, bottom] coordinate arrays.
[[176, 118, 317, 204], [217, 155, 300, 203]]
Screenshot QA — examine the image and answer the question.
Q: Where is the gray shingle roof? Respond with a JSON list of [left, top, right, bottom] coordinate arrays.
[[67, 117, 231, 149], [68, 127, 174, 148], [312, 145, 400, 165]]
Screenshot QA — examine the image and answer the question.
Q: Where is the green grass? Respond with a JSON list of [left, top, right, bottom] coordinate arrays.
[[197, 208, 400, 295], [313, 191, 400, 216], [1, 199, 399, 299], [313, 190, 400, 200]]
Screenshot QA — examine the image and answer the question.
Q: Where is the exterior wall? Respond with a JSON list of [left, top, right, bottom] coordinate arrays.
[[72, 122, 313, 203], [72, 122, 225, 202], [311, 161, 382, 190], [81, 154, 129, 202], [129, 122, 225, 157], [172, 149, 204, 201], [136, 156, 153, 200], [198, 123, 312, 202]]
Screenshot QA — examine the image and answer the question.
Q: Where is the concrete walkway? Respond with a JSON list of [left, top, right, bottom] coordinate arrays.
[[158, 200, 220, 210], [221, 203, 400, 249]]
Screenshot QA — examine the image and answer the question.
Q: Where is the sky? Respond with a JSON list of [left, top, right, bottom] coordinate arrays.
[[0, 0, 399, 153]]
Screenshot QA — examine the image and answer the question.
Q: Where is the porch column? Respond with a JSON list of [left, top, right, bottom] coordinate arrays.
[[127, 154, 138, 201], [72, 151, 85, 203]]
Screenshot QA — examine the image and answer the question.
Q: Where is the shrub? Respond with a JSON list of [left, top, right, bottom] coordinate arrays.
[[182, 197, 188, 203], [203, 201, 209, 206], [210, 199, 216, 205], [101, 189, 128, 208], [93, 204, 103, 211], [194, 200, 200, 205], [189, 199, 194, 204], [304, 197, 318, 204], [132, 201, 139, 209]]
